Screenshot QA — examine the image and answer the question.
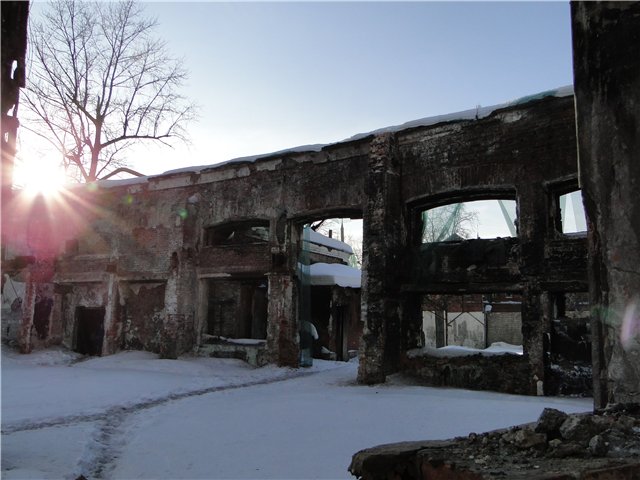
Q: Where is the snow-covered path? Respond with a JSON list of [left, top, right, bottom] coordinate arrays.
[[1, 347, 592, 480]]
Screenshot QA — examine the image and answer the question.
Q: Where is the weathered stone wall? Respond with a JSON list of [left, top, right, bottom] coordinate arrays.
[[571, 2, 640, 407], [401, 352, 529, 395]]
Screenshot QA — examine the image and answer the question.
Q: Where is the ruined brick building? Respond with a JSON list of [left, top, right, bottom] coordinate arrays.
[[2, 1, 638, 410], [3, 88, 590, 395]]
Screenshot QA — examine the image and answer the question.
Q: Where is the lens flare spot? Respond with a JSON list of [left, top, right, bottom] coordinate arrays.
[[621, 298, 640, 350]]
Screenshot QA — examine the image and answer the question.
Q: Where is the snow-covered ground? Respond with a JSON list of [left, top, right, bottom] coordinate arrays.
[[1, 345, 591, 480]]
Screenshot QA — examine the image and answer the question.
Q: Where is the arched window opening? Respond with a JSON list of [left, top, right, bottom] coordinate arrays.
[[421, 199, 517, 244]]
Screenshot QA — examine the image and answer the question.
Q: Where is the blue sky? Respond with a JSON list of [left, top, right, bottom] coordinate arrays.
[[128, 1, 573, 175], [18, 1, 573, 180]]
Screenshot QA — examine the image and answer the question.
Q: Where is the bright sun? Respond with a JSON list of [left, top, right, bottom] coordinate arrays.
[[15, 154, 68, 197], [25, 170, 66, 197]]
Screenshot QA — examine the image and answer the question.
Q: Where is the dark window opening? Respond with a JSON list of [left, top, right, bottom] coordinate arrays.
[[420, 199, 517, 244], [207, 279, 268, 340], [75, 306, 105, 356], [204, 220, 269, 246]]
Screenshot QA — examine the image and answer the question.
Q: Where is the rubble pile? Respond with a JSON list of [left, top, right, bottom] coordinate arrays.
[[459, 404, 640, 477], [350, 405, 640, 479]]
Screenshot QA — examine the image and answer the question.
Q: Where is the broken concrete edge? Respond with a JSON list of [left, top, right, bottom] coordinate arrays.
[[348, 440, 457, 478]]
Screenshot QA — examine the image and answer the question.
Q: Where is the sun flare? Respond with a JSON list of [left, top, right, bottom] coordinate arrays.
[[16, 157, 68, 198]]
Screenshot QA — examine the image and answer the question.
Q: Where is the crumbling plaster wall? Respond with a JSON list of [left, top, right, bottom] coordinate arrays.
[[119, 282, 166, 352], [56, 146, 368, 365]]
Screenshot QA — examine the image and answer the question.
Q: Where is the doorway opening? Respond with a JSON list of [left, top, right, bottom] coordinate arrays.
[[299, 214, 363, 364], [75, 306, 105, 355]]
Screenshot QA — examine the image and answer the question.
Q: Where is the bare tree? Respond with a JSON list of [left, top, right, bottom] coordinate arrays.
[[422, 203, 479, 243], [22, 0, 196, 182], [345, 234, 362, 268]]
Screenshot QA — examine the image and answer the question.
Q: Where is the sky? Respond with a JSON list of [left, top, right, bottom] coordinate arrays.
[[15, 1, 574, 182]]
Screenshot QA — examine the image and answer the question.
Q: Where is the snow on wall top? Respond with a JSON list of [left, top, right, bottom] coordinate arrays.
[[160, 144, 327, 177], [308, 262, 361, 289], [95, 176, 149, 188], [307, 229, 354, 254], [96, 85, 574, 188], [345, 85, 574, 142], [407, 342, 523, 358]]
